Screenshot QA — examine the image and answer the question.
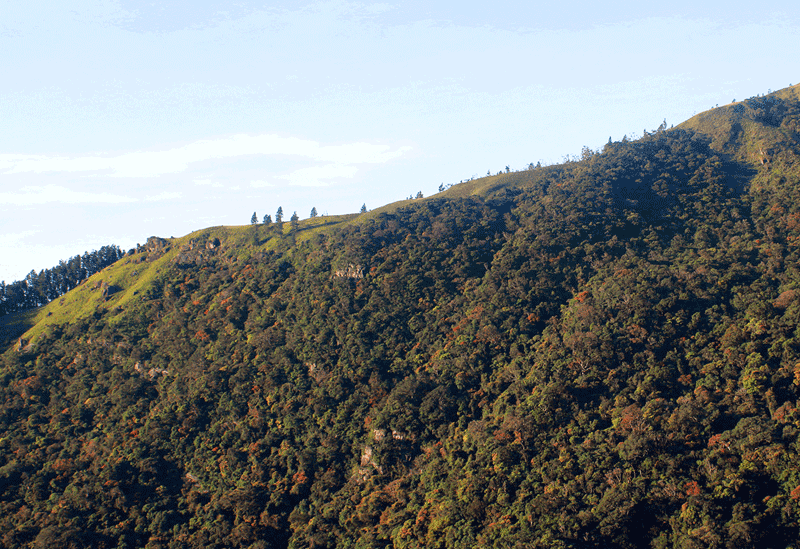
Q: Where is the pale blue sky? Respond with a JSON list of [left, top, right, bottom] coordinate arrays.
[[1, 0, 798, 282]]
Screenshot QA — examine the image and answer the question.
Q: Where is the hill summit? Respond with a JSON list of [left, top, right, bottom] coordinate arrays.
[[3, 83, 800, 548]]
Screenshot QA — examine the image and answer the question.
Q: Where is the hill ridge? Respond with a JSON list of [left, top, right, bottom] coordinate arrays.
[[3, 81, 800, 548]]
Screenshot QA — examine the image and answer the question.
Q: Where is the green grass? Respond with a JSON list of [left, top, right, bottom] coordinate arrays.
[[0, 308, 40, 348], [4, 170, 550, 350], [19, 84, 800, 349]]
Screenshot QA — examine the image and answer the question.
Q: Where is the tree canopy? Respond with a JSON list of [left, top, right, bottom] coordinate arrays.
[[3, 84, 800, 548]]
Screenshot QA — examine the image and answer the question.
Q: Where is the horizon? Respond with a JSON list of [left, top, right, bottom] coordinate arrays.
[[1, 0, 799, 283]]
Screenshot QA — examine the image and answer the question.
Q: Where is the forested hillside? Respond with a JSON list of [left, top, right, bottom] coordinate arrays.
[[0, 245, 124, 316], [2, 84, 800, 548]]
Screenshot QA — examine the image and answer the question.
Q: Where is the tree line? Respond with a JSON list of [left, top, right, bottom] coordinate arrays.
[[0, 245, 124, 316]]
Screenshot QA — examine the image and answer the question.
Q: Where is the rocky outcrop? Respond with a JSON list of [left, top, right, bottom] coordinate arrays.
[[146, 236, 169, 252], [134, 361, 171, 379], [333, 264, 364, 280], [174, 238, 221, 266]]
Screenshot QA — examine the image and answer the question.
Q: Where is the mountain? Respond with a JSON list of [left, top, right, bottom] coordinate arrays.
[[2, 84, 800, 548]]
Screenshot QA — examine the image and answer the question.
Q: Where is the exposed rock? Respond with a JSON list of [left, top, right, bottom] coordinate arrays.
[[360, 445, 374, 467], [146, 236, 169, 252], [306, 362, 330, 384], [175, 237, 220, 266], [354, 443, 383, 483], [134, 361, 170, 379], [143, 236, 171, 261], [333, 264, 364, 280]]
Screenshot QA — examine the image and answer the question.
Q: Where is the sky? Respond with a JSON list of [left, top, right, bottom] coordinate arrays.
[[1, 0, 799, 283]]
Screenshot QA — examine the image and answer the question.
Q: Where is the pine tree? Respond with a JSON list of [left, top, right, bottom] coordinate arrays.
[[360, 204, 367, 213], [251, 212, 258, 225], [310, 207, 318, 218], [290, 211, 300, 244], [276, 207, 284, 235]]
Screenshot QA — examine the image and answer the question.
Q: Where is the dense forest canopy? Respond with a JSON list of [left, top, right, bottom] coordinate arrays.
[[0, 245, 124, 316], [2, 84, 800, 548]]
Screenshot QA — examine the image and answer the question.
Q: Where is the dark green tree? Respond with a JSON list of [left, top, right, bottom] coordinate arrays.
[[360, 204, 367, 213], [250, 212, 259, 244], [310, 207, 318, 218], [276, 207, 284, 235], [290, 211, 300, 244]]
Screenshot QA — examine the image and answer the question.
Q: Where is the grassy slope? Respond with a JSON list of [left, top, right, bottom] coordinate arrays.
[[679, 83, 800, 159], [4, 173, 527, 349], [9, 83, 800, 350]]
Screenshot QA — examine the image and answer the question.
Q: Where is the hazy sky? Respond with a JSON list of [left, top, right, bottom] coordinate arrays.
[[1, 0, 799, 282]]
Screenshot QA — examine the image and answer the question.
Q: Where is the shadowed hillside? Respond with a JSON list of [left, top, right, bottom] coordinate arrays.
[[3, 84, 800, 548]]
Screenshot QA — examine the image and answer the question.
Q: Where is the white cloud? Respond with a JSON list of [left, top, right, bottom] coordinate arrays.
[[277, 164, 360, 187], [0, 135, 412, 179], [0, 230, 38, 245], [0, 185, 136, 206], [194, 179, 225, 188], [145, 191, 182, 202], [250, 180, 274, 188]]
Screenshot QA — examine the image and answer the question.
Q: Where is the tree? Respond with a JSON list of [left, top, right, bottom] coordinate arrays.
[[263, 214, 272, 225], [251, 212, 259, 244], [310, 207, 318, 218], [439, 183, 445, 192], [415, 191, 423, 199], [276, 207, 284, 235], [361, 204, 367, 214], [290, 211, 300, 244]]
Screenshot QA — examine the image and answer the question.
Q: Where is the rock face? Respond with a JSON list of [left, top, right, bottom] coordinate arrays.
[[138, 236, 171, 262], [175, 238, 221, 266], [333, 264, 364, 279], [146, 236, 169, 252]]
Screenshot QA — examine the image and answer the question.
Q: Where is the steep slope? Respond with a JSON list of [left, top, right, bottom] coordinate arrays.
[[3, 84, 800, 548]]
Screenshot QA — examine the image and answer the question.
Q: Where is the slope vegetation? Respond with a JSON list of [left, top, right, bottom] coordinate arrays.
[[3, 84, 800, 548]]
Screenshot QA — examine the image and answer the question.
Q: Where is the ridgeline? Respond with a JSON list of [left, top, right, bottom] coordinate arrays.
[[2, 84, 800, 548]]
